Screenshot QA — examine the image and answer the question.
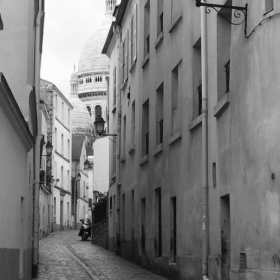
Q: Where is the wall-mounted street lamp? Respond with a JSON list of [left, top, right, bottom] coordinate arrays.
[[94, 116, 117, 137], [84, 159, 90, 170], [195, 0, 248, 36], [41, 141, 53, 156], [76, 172, 81, 181]]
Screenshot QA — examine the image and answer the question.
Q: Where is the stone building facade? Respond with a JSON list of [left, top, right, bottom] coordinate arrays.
[[0, 0, 45, 278], [40, 79, 73, 232], [103, 0, 280, 279]]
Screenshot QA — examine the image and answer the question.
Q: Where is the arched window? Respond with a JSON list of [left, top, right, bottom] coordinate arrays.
[[79, 79, 83, 85], [95, 75, 103, 83], [86, 77, 92, 83], [95, 105, 102, 120]]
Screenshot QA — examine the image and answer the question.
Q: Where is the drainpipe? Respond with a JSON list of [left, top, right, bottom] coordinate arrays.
[[113, 24, 122, 247], [32, 3, 44, 277], [113, 24, 122, 188], [201, 1, 209, 279]]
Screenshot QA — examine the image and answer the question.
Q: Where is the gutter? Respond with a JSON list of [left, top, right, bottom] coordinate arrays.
[[112, 24, 122, 245], [201, 1, 209, 279], [33, 3, 45, 277]]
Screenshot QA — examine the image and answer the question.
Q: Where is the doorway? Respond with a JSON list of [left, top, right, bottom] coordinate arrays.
[[60, 200, 64, 231], [220, 194, 230, 280], [155, 188, 162, 257]]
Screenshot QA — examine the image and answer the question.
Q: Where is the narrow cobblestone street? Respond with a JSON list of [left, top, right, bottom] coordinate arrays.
[[34, 230, 168, 280]]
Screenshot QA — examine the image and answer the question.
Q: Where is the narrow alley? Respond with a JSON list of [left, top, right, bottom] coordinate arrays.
[[35, 230, 168, 280]]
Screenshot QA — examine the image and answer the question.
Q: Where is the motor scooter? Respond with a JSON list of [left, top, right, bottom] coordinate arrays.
[[78, 216, 91, 241]]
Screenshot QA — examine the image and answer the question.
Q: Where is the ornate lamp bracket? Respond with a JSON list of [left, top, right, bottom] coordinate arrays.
[[195, 0, 248, 36]]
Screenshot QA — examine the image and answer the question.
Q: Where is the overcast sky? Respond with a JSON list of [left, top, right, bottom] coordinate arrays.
[[41, 0, 114, 98]]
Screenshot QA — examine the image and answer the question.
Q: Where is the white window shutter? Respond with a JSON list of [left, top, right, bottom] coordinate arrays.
[[130, 16, 133, 66], [119, 41, 124, 84], [126, 30, 129, 79], [133, 4, 138, 63]]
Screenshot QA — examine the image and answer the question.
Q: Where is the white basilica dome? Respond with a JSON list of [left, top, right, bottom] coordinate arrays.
[[78, 14, 113, 76]]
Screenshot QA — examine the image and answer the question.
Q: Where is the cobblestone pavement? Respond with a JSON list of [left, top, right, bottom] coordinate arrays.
[[35, 230, 168, 280]]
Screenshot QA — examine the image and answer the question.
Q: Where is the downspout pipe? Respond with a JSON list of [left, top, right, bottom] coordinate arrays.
[[113, 24, 122, 187], [112, 24, 122, 247], [32, 4, 44, 278], [201, 1, 209, 279]]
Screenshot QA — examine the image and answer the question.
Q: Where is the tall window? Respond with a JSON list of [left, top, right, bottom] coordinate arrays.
[[157, 0, 164, 36], [121, 33, 128, 84], [62, 102, 64, 120], [61, 134, 64, 155], [68, 109, 70, 126], [156, 83, 164, 145], [123, 115, 127, 157], [172, 62, 181, 135], [171, 0, 182, 22], [67, 202, 70, 225], [67, 170, 69, 190], [55, 95, 58, 112], [144, 0, 150, 56], [67, 139, 70, 159], [217, 0, 231, 101], [265, 0, 273, 13], [95, 105, 102, 119], [193, 38, 202, 119], [113, 67, 117, 106], [55, 128, 57, 150], [54, 161, 57, 180], [131, 101, 136, 147], [113, 135, 117, 174], [54, 197, 57, 222], [130, 4, 138, 65], [61, 166, 63, 188], [142, 99, 149, 156], [124, 31, 129, 81]]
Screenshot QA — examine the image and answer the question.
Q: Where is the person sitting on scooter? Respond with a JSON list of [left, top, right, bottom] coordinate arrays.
[[78, 214, 91, 238]]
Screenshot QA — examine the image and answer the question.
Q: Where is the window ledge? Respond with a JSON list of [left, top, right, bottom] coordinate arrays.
[[189, 114, 202, 131], [155, 32, 164, 49], [169, 11, 183, 33], [129, 60, 137, 73], [153, 143, 163, 157], [141, 53, 150, 69], [112, 105, 117, 113], [213, 92, 230, 118], [128, 144, 136, 154], [263, 8, 274, 16], [139, 154, 149, 166], [120, 156, 126, 164], [121, 79, 128, 90], [168, 130, 182, 145]]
